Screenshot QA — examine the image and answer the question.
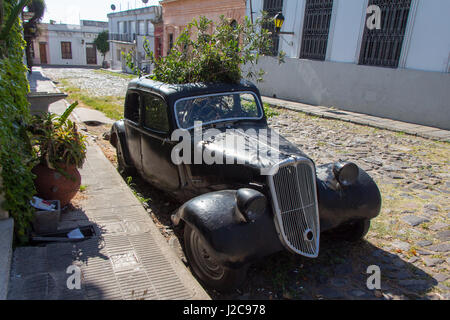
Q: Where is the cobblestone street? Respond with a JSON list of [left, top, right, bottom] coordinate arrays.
[[44, 67, 130, 97], [43, 67, 449, 300]]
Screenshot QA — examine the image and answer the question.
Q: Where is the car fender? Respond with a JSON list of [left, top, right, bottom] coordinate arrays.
[[110, 120, 133, 167], [173, 189, 283, 268], [316, 163, 382, 232]]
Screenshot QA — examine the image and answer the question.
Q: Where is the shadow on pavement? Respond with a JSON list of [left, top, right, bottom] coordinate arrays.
[[8, 204, 107, 300], [27, 69, 53, 92]]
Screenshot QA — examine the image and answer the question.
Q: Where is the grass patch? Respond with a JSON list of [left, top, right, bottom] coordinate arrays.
[[263, 103, 280, 119], [94, 69, 136, 80], [59, 79, 124, 120], [126, 176, 150, 204]]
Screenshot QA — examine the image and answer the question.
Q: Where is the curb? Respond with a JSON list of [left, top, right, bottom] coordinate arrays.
[[0, 218, 14, 300]]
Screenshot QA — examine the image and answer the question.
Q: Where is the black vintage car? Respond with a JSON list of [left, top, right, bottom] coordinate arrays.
[[110, 77, 382, 292]]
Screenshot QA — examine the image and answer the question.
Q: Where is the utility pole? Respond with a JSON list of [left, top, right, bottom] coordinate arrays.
[[249, 0, 254, 24]]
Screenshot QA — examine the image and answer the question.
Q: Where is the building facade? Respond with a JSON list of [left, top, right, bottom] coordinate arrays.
[[107, 6, 163, 72], [247, 0, 450, 130], [161, 0, 247, 56], [31, 20, 110, 67]]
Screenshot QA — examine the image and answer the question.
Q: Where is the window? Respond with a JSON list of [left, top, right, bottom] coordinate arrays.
[[263, 0, 284, 56], [119, 21, 124, 34], [130, 21, 136, 35], [138, 20, 145, 35], [300, 0, 334, 61], [359, 0, 412, 68], [61, 42, 72, 59], [175, 92, 263, 130], [124, 92, 140, 123], [168, 33, 174, 52], [147, 20, 152, 35], [143, 94, 169, 132]]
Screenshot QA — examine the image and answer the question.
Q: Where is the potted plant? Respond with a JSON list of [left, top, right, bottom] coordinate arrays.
[[29, 102, 87, 207]]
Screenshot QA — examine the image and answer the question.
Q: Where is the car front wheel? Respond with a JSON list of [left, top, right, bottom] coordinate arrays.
[[183, 224, 248, 293], [332, 219, 371, 242]]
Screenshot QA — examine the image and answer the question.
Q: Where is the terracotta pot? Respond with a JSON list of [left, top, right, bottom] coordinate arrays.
[[32, 163, 81, 207]]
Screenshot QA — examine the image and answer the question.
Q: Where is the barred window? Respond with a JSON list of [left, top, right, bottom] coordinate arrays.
[[61, 42, 72, 59], [263, 0, 284, 56], [359, 0, 412, 68], [300, 0, 334, 61]]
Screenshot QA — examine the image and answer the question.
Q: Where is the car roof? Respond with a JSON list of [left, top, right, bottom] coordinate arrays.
[[127, 76, 260, 102]]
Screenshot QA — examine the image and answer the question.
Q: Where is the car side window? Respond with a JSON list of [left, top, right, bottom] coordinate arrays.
[[142, 93, 169, 133], [124, 92, 140, 123]]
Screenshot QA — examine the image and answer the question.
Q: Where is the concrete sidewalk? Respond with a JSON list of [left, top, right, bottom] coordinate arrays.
[[262, 96, 450, 142], [8, 70, 210, 300], [8, 134, 209, 300]]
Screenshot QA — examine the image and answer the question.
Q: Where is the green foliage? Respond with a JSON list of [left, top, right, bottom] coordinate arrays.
[[126, 14, 285, 84], [0, 0, 30, 41], [263, 103, 279, 119], [29, 102, 87, 171], [0, 0, 35, 242], [25, 0, 46, 24], [94, 30, 110, 62]]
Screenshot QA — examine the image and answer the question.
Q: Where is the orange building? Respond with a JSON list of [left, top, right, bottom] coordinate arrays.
[[160, 0, 246, 56]]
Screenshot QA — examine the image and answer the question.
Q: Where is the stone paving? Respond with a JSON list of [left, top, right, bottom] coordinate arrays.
[[40, 67, 449, 300], [262, 97, 450, 142], [261, 110, 450, 300], [8, 140, 209, 300], [8, 74, 209, 300], [43, 67, 129, 97]]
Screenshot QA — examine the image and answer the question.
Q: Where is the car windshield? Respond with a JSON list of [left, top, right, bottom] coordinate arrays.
[[174, 92, 263, 129]]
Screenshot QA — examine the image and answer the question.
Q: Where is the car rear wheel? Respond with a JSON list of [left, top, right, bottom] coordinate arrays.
[[332, 219, 371, 242], [116, 139, 135, 176], [183, 224, 248, 293]]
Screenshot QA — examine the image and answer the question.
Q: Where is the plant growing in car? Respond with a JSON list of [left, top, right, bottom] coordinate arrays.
[[125, 13, 285, 84]]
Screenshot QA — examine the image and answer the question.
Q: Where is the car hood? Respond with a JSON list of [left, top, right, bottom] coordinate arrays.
[[193, 123, 311, 173]]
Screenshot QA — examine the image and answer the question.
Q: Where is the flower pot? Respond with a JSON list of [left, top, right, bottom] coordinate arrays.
[[32, 164, 81, 207]]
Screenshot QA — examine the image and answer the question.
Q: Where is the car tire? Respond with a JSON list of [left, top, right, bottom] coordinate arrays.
[[183, 224, 248, 293], [116, 140, 135, 176], [332, 219, 371, 242]]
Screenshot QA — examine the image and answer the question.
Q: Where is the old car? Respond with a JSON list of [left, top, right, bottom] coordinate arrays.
[[110, 77, 382, 292]]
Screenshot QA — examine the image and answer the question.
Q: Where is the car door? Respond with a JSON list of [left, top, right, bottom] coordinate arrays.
[[123, 91, 143, 174], [140, 92, 180, 191]]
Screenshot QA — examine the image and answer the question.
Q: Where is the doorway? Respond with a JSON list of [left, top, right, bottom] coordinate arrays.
[[86, 43, 97, 65], [39, 43, 47, 64]]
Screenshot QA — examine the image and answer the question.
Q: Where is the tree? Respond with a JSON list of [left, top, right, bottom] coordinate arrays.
[[126, 14, 285, 84], [94, 30, 110, 67], [23, 0, 46, 71]]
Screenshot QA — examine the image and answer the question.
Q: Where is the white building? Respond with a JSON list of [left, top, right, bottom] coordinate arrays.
[[107, 6, 163, 72], [247, 0, 450, 130], [32, 20, 110, 67]]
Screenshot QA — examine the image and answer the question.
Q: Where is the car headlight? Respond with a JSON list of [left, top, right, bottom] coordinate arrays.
[[236, 188, 267, 222], [333, 162, 359, 187]]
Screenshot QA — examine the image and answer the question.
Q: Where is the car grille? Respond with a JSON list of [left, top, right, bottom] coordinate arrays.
[[268, 158, 320, 257]]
